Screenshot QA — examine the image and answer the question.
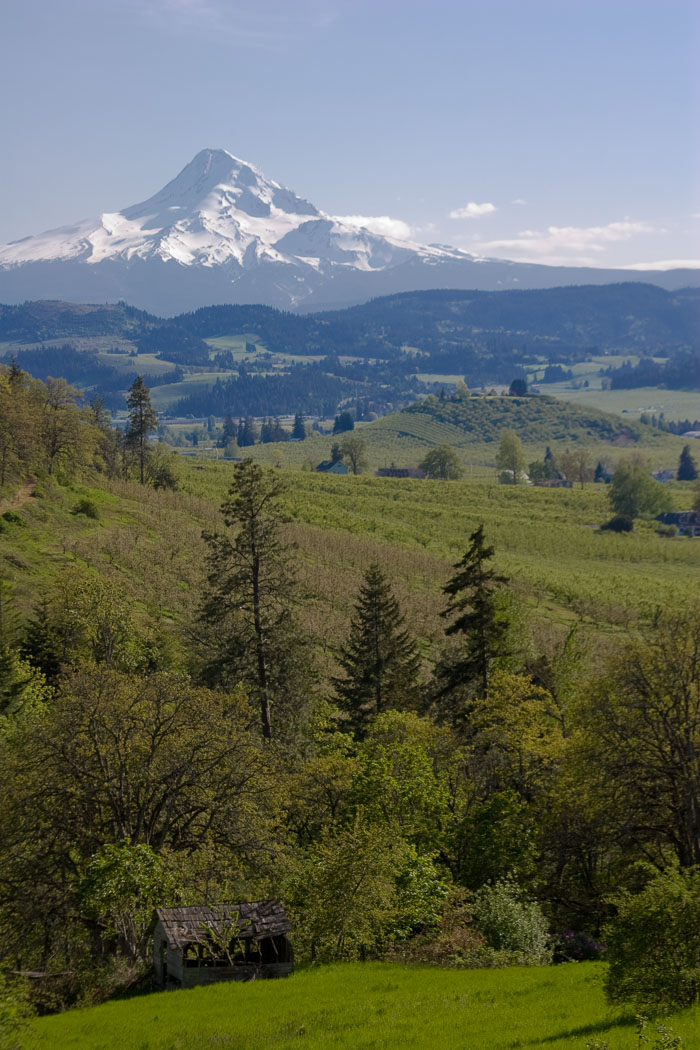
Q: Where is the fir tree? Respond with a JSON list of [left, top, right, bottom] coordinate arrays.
[[201, 460, 306, 739], [333, 563, 421, 736], [125, 376, 157, 485], [292, 411, 306, 440], [437, 524, 509, 703], [677, 444, 698, 482]]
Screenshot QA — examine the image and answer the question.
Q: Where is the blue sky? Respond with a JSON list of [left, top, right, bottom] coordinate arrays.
[[1, 0, 698, 268]]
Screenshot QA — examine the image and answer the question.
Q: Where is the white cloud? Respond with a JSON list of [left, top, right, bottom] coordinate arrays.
[[333, 214, 415, 240], [511, 198, 527, 206], [621, 259, 700, 271], [449, 202, 496, 220], [467, 220, 660, 266]]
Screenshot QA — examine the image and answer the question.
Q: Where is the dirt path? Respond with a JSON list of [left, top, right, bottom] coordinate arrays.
[[0, 479, 36, 515]]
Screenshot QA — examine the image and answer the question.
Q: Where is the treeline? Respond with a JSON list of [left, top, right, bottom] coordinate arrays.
[[0, 449, 698, 1017], [604, 346, 700, 390], [2, 344, 182, 403], [174, 364, 350, 418], [0, 364, 178, 490]]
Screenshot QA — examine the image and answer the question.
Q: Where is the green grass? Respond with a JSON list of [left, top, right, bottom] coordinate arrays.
[[28, 962, 699, 1050]]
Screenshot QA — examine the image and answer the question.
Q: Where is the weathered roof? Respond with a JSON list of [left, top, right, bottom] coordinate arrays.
[[155, 901, 291, 950]]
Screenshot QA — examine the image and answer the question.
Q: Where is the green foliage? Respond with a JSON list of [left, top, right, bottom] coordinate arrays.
[[1, 512, 26, 527], [471, 878, 551, 963], [201, 459, 308, 739], [333, 565, 421, 735], [419, 444, 463, 480], [603, 866, 700, 1011], [437, 524, 509, 706], [608, 458, 671, 519], [677, 445, 698, 482], [601, 515, 634, 532], [125, 376, 158, 485], [495, 428, 526, 484], [0, 973, 32, 1050], [338, 433, 368, 475], [80, 842, 177, 960], [72, 498, 100, 519]]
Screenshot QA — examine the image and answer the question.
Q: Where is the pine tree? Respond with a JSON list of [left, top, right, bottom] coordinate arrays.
[[437, 524, 509, 702], [125, 376, 157, 485], [292, 412, 306, 441], [333, 563, 421, 736], [677, 444, 698, 482], [201, 460, 306, 740]]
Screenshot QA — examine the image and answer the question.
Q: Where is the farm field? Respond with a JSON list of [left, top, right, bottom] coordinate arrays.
[[183, 462, 700, 625], [28, 961, 699, 1050], [539, 383, 700, 424]]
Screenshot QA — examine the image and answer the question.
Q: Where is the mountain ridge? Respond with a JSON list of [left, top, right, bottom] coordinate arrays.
[[1, 149, 699, 313]]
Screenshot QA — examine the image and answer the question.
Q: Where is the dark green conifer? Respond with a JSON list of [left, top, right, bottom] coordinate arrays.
[[677, 444, 698, 481], [437, 524, 509, 703], [334, 563, 421, 736]]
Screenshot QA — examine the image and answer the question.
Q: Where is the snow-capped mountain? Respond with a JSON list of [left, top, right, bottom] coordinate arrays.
[[0, 149, 696, 314]]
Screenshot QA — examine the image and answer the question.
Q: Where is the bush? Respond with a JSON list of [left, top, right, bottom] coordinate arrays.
[[1, 511, 26, 527], [471, 878, 551, 964], [554, 929, 605, 963], [655, 523, 677, 537], [603, 866, 700, 1010], [600, 515, 633, 533], [72, 498, 100, 519]]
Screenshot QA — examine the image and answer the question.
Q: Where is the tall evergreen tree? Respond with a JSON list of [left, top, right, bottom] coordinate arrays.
[[677, 444, 699, 482], [292, 412, 306, 441], [437, 524, 509, 705], [201, 460, 306, 740], [333, 563, 421, 736], [125, 376, 157, 485]]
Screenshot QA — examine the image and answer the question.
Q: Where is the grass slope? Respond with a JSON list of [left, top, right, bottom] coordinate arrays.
[[29, 962, 699, 1050], [2, 461, 698, 660]]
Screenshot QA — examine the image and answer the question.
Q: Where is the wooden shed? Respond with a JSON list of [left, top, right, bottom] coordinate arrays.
[[153, 902, 294, 988]]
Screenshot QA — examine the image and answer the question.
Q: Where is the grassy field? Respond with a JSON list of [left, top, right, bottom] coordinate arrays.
[[182, 462, 700, 626], [539, 383, 700, 424], [28, 962, 698, 1050]]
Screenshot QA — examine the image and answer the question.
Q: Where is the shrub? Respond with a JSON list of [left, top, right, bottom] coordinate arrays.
[[603, 866, 700, 1010], [72, 498, 100, 519], [600, 515, 633, 533], [1, 511, 26, 527], [655, 523, 676, 537], [471, 877, 551, 964]]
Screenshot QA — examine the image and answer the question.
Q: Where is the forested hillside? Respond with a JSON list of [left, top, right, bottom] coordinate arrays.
[[1, 360, 699, 1034], [2, 283, 698, 415]]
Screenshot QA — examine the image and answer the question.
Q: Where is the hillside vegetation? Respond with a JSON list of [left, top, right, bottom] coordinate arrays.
[[2, 284, 698, 414], [2, 363, 700, 1041]]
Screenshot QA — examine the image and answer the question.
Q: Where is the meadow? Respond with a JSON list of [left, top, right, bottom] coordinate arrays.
[[28, 962, 699, 1050]]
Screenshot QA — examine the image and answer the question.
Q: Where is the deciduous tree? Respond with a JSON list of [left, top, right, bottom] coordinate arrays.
[[495, 429, 526, 484], [419, 445, 463, 480]]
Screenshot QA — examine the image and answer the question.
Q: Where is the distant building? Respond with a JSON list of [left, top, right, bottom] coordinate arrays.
[[655, 511, 700, 537], [682, 431, 700, 439], [316, 460, 349, 474], [153, 902, 294, 989]]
